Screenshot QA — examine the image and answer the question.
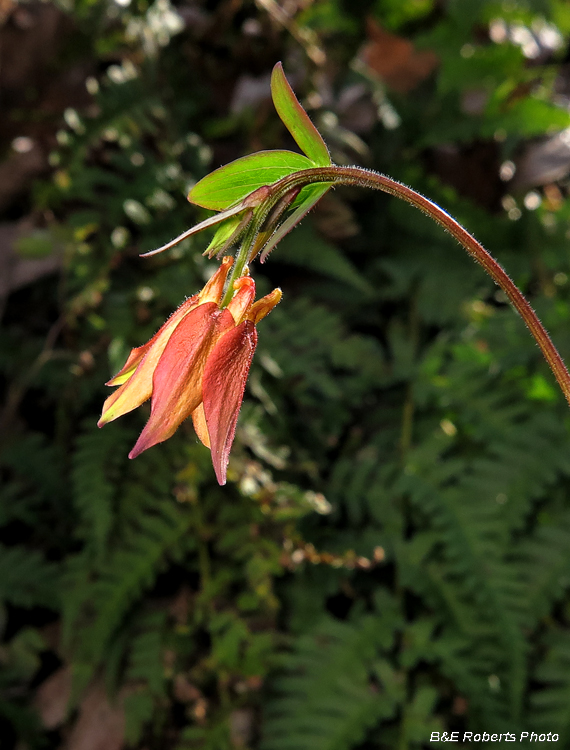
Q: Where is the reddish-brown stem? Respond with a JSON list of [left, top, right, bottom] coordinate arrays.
[[269, 165, 570, 406]]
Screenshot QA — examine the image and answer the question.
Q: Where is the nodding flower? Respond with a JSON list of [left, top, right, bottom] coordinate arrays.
[[99, 256, 281, 484]]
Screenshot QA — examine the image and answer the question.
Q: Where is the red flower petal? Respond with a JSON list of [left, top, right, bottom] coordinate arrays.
[[105, 294, 199, 387], [98, 294, 203, 426], [202, 321, 257, 485], [128, 304, 234, 458]]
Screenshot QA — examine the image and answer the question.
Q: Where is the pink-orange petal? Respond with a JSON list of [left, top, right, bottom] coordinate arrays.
[[105, 293, 199, 387], [106, 342, 154, 387], [98, 294, 201, 426], [191, 403, 211, 448], [246, 287, 282, 324], [198, 255, 233, 304], [128, 305, 235, 459], [226, 277, 256, 324], [202, 321, 257, 485]]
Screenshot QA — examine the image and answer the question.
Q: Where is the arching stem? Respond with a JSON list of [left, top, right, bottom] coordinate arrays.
[[262, 165, 570, 407]]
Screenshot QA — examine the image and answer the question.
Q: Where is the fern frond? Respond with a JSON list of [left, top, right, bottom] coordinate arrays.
[[121, 610, 167, 744], [63, 492, 191, 687], [260, 617, 399, 750], [71, 421, 135, 556], [0, 543, 59, 609], [514, 515, 570, 629], [126, 611, 167, 694], [531, 632, 570, 745]]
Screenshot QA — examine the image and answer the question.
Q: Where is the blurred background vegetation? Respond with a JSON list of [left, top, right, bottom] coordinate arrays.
[[3, 0, 570, 748]]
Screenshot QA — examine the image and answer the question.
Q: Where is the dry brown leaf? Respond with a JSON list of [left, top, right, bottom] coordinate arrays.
[[64, 680, 126, 750], [35, 666, 72, 730], [0, 0, 15, 26], [0, 4, 65, 94], [168, 585, 193, 625], [173, 674, 201, 704], [360, 18, 438, 93], [452, 696, 468, 716], [229, 708, 255, 747], [512, 132, 570, 191]]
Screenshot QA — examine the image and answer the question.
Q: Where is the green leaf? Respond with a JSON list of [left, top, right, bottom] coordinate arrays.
[[188, 150, 313, 211], [271, 62, 331, 167], [205, 214, 246, 256]]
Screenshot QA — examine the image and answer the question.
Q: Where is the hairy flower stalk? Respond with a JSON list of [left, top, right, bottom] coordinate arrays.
[[253, 164, 570, 408]]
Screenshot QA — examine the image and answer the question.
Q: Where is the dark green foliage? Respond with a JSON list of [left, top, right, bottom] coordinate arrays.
[[261, 613, 403, 750], [4, 0, 570, 748], [533, 631, 570, 744], [0, 544, 59, 609]]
